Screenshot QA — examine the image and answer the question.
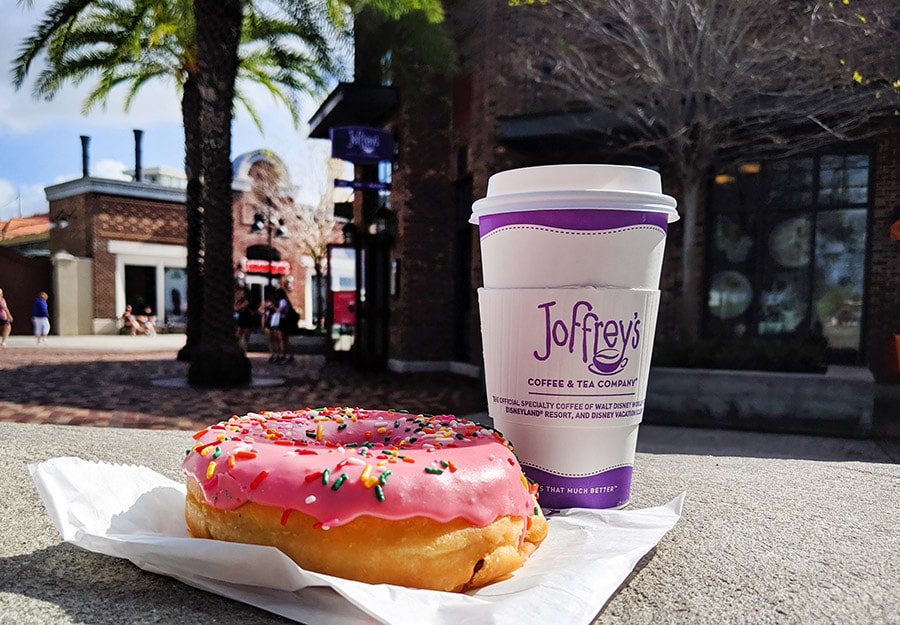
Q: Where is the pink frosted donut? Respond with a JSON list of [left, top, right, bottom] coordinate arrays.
[[182, 407, 547, 591]]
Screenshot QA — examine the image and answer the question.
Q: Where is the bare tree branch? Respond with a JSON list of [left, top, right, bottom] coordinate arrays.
[[518, 0, 900, 181], [510, 0, 900, 337]]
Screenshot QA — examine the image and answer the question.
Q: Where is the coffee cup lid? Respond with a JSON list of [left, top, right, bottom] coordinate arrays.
[[471, 164, 679, 224]]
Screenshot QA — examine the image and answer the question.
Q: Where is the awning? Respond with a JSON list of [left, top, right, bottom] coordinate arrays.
[[308, 83, 400, 139], [496, 109, 621, 145]]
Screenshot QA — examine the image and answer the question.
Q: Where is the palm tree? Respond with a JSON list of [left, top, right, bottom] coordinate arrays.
[[14, 0, 446, 386], [185, 0, 445, 385], [190, 0, 246, 384], [185, 0, 447, 384], [13, 0, 341, 384]]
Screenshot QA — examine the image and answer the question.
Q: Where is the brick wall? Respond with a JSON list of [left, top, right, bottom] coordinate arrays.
[[390, 98, 458, 361], [48, 194, 89, 258], [0, 247, 52, 335], [869, 125, 900, 380], [90, 193, 185, 318], [445, 0, 535, 366]]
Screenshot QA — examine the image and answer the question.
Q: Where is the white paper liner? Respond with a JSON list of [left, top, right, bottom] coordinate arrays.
[[29, 456, 684, 625]]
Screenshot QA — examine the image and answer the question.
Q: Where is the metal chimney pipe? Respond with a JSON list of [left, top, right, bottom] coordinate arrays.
[[80, 135, 90, 177], [133, 129, 143, 182]]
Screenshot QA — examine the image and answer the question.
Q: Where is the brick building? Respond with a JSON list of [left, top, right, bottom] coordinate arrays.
[[309, 0, 900, 383], [44, 150, 316, 334]]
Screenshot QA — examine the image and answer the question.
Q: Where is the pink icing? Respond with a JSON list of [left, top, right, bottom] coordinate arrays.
[[182, 407, 540, 530]]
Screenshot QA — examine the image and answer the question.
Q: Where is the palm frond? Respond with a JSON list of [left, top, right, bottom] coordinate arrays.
[[12, 0, 94, 88]]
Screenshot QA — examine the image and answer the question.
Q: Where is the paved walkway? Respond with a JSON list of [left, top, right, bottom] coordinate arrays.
[[0, 334, 487, 431], [1, 334, 898, 463]]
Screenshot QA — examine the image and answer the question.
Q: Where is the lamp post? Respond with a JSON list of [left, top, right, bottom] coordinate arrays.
[[250, 197, 288, 298]]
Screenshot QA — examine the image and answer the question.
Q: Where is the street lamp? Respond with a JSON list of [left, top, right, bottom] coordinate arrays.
[[250, 197, 288, 296], [371, 203, 396, 241]]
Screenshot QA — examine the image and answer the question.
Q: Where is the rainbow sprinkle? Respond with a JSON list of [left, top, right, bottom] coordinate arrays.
[[250, 470, 269, 489]]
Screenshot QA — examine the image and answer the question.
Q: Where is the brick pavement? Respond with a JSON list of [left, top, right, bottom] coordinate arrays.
[[0, 341, 488, 432]]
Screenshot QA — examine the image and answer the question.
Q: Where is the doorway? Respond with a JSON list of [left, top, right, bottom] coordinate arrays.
[[124, 265, 157, 314]]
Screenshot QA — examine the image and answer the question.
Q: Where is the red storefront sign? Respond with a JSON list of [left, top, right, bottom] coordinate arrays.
[[243, 259, 291, 275], [332, 290, 356, 326]]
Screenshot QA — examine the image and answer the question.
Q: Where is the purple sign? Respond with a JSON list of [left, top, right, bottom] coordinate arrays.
[[330, 126, 394, 164]]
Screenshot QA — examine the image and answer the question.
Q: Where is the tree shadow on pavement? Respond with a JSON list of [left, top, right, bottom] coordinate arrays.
[[0, 543, 295, 625], [0, 352, 488, 430]]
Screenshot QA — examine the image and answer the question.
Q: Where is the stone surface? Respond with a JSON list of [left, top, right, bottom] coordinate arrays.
[[1, 421, 897, 624]]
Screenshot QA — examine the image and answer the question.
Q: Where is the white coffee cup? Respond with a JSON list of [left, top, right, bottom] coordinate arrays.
[[472, 165, 678, 509], [472, 164, 678, 290]]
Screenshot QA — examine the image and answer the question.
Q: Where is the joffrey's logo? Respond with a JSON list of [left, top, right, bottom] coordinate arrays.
[[532, 300, 642, 376], [346, 129, 382, 156]]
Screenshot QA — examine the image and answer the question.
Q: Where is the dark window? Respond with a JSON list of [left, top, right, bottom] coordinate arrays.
[[706, 149, 869, 363], [125, 265, 157, 313]]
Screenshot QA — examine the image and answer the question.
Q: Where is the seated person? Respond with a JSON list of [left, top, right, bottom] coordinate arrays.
[[136, 306, 157, 336], [121, 305, 141, 336]]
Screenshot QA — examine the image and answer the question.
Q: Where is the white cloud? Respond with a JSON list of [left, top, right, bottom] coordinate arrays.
[[93, 159, 131, 181], [0, 83, 182, 135], [1, 6, 181, 135], [0, 180, 48, 220], [0, 180, 17, 220]]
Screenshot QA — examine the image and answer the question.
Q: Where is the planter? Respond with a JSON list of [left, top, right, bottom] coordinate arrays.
[[645, 365, 874, 436]]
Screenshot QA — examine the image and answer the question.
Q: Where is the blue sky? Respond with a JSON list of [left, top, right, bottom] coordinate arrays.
[[0, 2, 335, 221]]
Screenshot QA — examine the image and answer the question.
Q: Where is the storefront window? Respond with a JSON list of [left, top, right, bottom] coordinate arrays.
[[819, 155, 869, 205], [124, 265, 156, 313], [707, 149, 870, 362], [813, 209, 865, 356], [328, 245, 357, 352]]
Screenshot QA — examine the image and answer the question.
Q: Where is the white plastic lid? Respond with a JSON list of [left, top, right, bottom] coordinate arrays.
[[486, 164, 663, 196], [472, 164, 679, 223]]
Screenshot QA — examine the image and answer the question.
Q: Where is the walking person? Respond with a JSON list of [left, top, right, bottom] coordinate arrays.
[[276, 288, 297, 365], [235, 291, 260, 352], [32, 291, 50, 344], [0, 287, 12, 348], [266, 292, 284, 363]]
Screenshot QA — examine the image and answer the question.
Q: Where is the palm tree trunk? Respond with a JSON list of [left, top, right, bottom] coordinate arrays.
[[188, 0, 251, 386], [177, 74, 204, 362]]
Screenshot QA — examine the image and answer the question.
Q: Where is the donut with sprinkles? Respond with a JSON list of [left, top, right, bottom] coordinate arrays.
[[182, 406, 547, 592]]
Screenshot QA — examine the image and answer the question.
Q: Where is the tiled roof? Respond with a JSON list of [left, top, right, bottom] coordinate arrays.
[[0, 213, 50, 242]]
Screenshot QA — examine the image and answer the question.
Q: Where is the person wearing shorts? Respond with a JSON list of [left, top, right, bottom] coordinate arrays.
[[32, 291, 50, 344]]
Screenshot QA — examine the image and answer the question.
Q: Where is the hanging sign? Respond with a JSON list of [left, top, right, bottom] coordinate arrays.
[[330, 126, 394, 164]]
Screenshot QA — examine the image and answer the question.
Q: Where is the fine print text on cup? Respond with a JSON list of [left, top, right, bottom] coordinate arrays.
[[492, 395, 645, 420]]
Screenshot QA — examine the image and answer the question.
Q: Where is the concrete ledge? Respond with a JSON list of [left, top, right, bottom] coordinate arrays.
[[646, 365, 874, 436], [387, 358, 481, 378], [3, 422, 897, 624]]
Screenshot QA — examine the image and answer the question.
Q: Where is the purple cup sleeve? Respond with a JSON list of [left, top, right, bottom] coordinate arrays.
[[478, 209, 668, 237], [524, 464, 633, 509]]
